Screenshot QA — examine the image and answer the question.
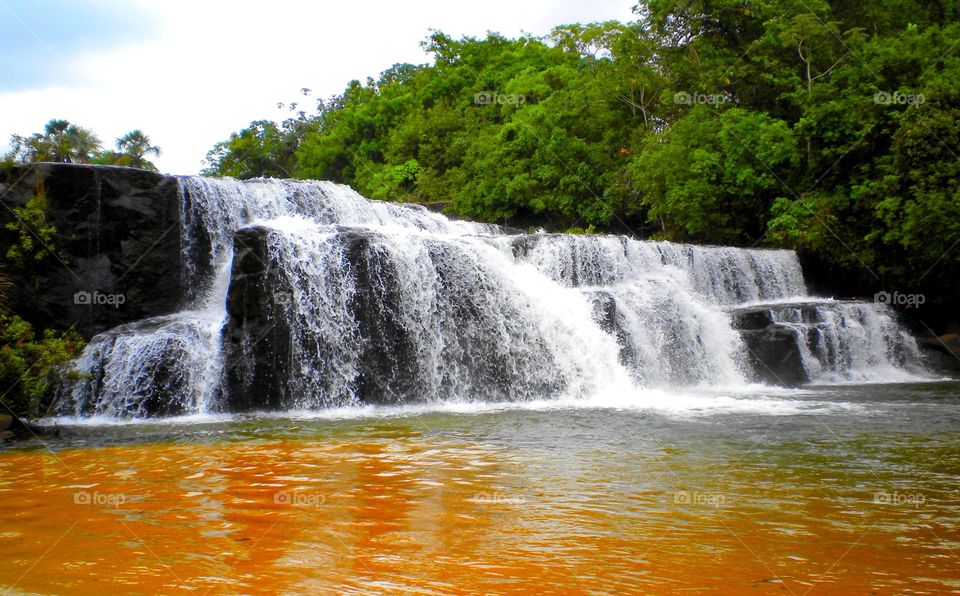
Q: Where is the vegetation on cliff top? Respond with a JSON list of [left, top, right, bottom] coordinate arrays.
[[4, 120, 162, 172]]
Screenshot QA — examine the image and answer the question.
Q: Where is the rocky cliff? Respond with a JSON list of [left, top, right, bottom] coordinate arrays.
[[0, 163, 182, 339]]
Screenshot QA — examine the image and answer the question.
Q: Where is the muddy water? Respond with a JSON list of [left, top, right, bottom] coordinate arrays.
[[1, 383, 959, 594]]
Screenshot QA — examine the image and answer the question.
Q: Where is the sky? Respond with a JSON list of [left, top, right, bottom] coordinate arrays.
[[0, 0, 636, 175]]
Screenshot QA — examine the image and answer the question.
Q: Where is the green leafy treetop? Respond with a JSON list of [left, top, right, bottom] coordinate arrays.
[[202, 5, 960, 326], [8, 119, 101, 164], [4, 119, 162, 172], [109, 129, 162, 171]]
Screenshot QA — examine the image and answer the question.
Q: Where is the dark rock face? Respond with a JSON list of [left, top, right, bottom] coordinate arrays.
[[0, 412, 55, 441], [731, 306, 810, 386], [222, 226, 295, 411], [344, 230, 421, 405], [916, 334, 960, 376], [587, 290, 640, 375], [223, 226, 433, 410], [0, 163, 182, 339]]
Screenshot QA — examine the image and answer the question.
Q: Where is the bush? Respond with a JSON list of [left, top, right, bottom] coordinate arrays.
[[0, 315, 85, 417]]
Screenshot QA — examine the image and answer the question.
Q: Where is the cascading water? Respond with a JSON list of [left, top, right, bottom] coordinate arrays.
[[764, 300, 924, 383], [57, 177, 927, 418]]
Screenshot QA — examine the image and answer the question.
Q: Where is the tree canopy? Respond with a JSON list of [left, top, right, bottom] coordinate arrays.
[[5, 120, 162, 172], [204, 1, 960, 318]]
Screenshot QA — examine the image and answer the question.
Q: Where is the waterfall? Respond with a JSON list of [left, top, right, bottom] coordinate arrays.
[[56, 177, 927, 418], [765, 301, 925, 383]]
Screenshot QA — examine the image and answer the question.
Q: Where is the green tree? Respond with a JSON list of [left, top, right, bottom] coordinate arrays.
[[203, 119, 311, 179], [7, 119, 102, 164], [634, 107, 798, 243], [113, 130, 162, 171], [204, 7, 960, 325]]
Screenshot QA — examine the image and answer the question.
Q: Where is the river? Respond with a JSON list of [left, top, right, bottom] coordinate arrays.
[[3, 382, 959, 593]]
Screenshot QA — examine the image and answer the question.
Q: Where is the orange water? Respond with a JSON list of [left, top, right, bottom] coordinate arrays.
[[0, 417, 958, 594]]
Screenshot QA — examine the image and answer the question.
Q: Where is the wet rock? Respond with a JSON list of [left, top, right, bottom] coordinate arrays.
[[0, 412, 57, 441], [222, 226, 295, 411], [222, 226, 422, 409], [731, 305, 811, 386], [55, 315, 203, 417], [343, 230, 421, 405], [916, 333, 960, 376], [586, 290, 640, 374]]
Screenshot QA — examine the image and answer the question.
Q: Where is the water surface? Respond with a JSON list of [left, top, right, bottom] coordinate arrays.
[[2, 383, 959, 594]]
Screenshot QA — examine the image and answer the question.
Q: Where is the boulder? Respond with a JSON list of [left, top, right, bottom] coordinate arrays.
[[55, 315, 211, 418], [731, 305, 811, 386], [0, 412, 57, 441], [221, 225, 422, 410], [916, 333, 960, 376]]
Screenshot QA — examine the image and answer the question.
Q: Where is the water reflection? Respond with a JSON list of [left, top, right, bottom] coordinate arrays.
[[1, 405, 959, 593]]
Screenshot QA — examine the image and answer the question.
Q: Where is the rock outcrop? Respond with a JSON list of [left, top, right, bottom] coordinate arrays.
[[222, 226, 296, 411], [916, 333, 960, 376], [222, 226, 424, 410], [0, 163, 182, 339], [58, 315, 209, 418], [731, 304, 810, 386]]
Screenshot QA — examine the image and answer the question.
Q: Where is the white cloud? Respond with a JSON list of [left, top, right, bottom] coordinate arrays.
[[0, 0, 634, 175]]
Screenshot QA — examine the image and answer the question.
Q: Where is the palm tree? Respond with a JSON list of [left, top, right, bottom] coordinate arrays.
[[43, 119, 72, 162], [115, 130, 161, 170], [65, 126, 101, 164], [24, 120, 101, 163]]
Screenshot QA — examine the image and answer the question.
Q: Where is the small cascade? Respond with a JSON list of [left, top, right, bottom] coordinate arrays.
[[225, 222, 630, 408], [63, 313, 224, 417], [56, 177, 928, 418], [506, 234, 807, 304], [766, 301, 924, 383]]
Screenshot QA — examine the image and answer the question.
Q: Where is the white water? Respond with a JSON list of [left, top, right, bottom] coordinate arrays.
[[58, 178, 927, 418], [764, 300, 925, 384]]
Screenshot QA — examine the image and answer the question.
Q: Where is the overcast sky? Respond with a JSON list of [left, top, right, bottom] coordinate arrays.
[[0, 0, 635, 175]]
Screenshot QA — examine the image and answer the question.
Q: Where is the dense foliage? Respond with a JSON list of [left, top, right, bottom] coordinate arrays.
[[0, 314, 84, 417], [5, 120, 162, 171], [206, 0, 959, 317]]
